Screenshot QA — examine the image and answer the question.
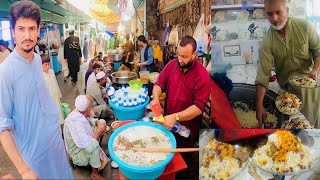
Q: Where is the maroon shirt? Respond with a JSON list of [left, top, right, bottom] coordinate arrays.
[[155, 59, 211, 148]]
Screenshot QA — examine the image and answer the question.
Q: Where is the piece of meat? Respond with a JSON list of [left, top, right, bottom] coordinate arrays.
[[233, 147, 249, 163], [266, 142, 278, 157]]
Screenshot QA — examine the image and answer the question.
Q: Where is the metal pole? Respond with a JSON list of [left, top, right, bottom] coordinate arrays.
[[144, 0, 146, 37], [46, 24, 53, 69]]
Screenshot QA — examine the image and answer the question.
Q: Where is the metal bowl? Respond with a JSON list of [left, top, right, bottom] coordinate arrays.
[[110, 54, 122, 62], [111, 71, 137, 85]]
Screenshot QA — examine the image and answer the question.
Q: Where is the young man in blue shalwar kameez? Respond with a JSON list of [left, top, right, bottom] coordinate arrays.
[[0, 1, 73, 179]]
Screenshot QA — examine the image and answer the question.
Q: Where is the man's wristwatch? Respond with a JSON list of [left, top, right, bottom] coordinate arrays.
[[175, 113, 180, 121]]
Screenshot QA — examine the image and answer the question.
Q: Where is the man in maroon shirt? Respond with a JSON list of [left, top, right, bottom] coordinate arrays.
[[152, 35, 211, 179]]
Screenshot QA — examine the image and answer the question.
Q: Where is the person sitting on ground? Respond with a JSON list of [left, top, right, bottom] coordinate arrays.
[[97, 53, 105, 69], [98, 52, 103, 61], [87, 63, 102, 90], [85, 57, 99, 92], [64, 95, 109, 180], [86, 71, 114, 121], [106, 62, 115, 79], [41, 54, 64, 131]]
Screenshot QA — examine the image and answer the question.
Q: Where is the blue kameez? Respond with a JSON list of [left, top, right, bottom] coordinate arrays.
[[0, 49, 73, 179]]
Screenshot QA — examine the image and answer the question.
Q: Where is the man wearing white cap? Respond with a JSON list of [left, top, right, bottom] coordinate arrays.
[[87, 71, 114, 120], [64, 95, 109, 180]]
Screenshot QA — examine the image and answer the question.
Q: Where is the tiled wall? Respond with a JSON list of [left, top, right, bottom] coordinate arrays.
[[225, 64, 281, 93], [211, 0, 307, 94]]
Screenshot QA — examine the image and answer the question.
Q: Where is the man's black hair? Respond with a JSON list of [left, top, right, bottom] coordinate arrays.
[[40, 53, 50, 64], [10, 0, 41, 28], [179, 35, 197, 52], [92, 63, 101, 70], [137, 35, 147, 44]]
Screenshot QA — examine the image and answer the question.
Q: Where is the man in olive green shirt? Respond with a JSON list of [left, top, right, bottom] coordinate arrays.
[[255, 0, 320, 127]]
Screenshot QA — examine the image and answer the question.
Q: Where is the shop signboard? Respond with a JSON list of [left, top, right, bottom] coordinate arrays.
[[39, 24, 61, 48], [158, 0, 192, 14]]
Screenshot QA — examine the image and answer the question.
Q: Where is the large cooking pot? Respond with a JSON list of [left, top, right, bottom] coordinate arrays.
[[111, 71, 137, 85], [110, 54, 122, 62], [228, 83, 289, 128]]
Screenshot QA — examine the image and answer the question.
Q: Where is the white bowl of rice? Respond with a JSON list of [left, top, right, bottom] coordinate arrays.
[[200, 139, 249, 180], [252, 130, 318, 175], [275, 92, 302, 115], [289, 74, 318, 88]]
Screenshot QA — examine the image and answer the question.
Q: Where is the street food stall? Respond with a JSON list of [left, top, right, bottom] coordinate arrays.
[[208, 0, 320, 129]]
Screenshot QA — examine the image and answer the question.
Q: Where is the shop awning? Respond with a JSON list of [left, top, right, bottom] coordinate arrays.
[[88, 0, 144, 25], [89, 0, 120, 24]]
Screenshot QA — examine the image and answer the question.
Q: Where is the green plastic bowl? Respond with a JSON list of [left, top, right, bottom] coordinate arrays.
[[128, 79, 143, 90]]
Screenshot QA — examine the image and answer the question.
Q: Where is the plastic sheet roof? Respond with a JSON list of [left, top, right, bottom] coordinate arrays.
[[89, 0, 144, 24]]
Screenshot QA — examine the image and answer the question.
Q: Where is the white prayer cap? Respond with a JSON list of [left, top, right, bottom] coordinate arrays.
[[96, 71, 106, 80], [75, 95, 89, 112]]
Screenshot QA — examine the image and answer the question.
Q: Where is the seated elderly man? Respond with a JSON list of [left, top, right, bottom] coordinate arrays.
[[64, 95, 109, 180], [87, 71, 114, 121]]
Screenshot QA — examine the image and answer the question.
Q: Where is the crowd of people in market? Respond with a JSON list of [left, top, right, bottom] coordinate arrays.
[[0, 0, 320, 179], [0, 1, 210, 179]]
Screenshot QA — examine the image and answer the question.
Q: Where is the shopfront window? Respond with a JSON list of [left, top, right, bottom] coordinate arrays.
[[1, 21, 11, 41], [307, 0, 320, 35]]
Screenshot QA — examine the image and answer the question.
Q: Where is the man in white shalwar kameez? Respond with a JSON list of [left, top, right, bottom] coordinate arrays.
[[0, 1, 73, 179], [41, 54, 64, 127], [64, 95, 109, 180]]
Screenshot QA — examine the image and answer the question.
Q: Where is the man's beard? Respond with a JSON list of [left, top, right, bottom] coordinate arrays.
[[178, 60, 193, 69], [23, 48, 34, 53], [271, 17, 288, 31]]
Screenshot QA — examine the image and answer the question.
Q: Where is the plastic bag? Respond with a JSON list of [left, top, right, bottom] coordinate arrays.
[[193, 14, 209, 56], [122, 0, 135, 22], [61, 103, 71, 119], [168, 26, 179, 46]]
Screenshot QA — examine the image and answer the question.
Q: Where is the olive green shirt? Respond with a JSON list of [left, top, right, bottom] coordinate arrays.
[[255, 17, 320, 90]]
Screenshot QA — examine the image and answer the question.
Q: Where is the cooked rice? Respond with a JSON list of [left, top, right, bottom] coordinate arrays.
[[252, 130, 314, 173], [233, 108, 278, 128], [114, 126, 171, 166], [292, 75, 316, 88], [200, 140, 248, 180], [275, 92, 302, 115], [283, 118, 314, 129]]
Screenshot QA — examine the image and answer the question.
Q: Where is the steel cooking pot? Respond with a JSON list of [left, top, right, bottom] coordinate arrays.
[[110, 54, 122, 62], [229, 83, 289, 128], [111, 71, 137, 84]]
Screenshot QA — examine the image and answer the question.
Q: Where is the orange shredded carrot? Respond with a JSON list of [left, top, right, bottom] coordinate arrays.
[[273, 130, 303, 163]]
